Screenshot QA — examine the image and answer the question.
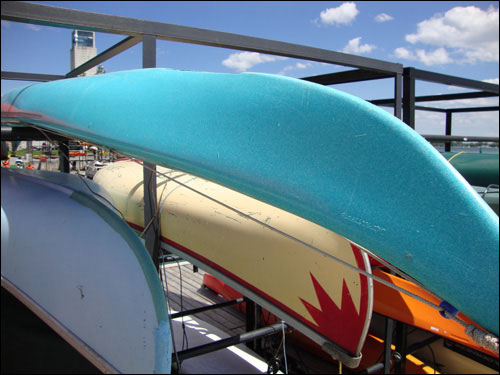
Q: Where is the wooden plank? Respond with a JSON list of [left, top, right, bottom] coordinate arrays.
[[161, 262, 247, 335]]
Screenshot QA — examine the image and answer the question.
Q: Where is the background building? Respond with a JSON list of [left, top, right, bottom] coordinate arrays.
[[70, 30, 97, 76]]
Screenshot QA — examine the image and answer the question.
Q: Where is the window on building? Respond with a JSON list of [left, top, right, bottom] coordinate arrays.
[[72, 30, 94, 48]]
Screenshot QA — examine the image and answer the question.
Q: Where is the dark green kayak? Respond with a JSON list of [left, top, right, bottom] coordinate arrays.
[[443, 152, 499, 187]]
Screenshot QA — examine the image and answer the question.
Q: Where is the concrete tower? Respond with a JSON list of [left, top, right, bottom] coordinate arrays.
[[70, 30, 97, 76]]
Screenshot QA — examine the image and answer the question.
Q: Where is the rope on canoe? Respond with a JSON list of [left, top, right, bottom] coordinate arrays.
[[446, 151, 465, 163], [438, 307, 499, 354], [465, 324, 499, 354]]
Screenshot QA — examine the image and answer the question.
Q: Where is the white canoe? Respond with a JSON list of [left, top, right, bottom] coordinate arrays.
[[1, 168, 171, 374]]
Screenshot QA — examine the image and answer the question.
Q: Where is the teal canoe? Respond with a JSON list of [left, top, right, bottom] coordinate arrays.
[[1, 69, 498, 336]]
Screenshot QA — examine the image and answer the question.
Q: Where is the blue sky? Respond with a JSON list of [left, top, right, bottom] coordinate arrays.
[[1, 1, 499, 137]]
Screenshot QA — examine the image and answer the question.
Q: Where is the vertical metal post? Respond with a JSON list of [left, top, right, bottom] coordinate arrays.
[[142, 34, 160, 270], [255, 305, 263, 352], [245, 298, 256, 351], [394, 322, 408, 373], [445, 111, 452, 152], [383, 317, 394, 373], [385, 73, 402, 372], [58, 140, 70, 173], [403, 68, 416, 129], [394, 72, 402, 119]]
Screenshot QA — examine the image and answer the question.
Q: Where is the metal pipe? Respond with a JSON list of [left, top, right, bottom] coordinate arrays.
[[1, 126, 69, 141], [445, 111, 453, 152], [141, 34, 160, 270], [423, 135, 499, 143], [402, 69, 416, 129], [383, 315, 394, 372], [175, 322, 285, 362], [357, 362, 384, 374], [58, 141, 70, 173]]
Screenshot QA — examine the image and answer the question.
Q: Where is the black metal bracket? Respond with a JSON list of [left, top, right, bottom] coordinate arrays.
[[169, 298, 244, 320], [173, 321, 285, 363]]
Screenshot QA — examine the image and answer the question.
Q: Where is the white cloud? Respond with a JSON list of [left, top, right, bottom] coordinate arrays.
[[483, 78, 499, 85], [278, 62, 313, 76], [375, 13, 394, 23], [394, 47, 416, 60], [393, 47, 453, 66], [295, 63, 310, 69], [26, 24, 41, 32], [342, 37, 376, 54], [415, 48, 453, 66], [405, 5, 499, 63], [222, 52, 287, 72], [319, 2, 359, 26]]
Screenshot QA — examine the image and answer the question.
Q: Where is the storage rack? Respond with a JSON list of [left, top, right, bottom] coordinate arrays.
[[1, 2, 499, 374]]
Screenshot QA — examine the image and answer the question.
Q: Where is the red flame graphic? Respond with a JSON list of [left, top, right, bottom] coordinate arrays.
[[299, 245, 368, 354]]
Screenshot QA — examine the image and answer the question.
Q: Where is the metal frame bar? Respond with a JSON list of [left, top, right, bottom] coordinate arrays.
[[1, 126, 69, 141], [406, 67, 499, 94], [423, 135, 499, 143], [169, 298, 244, 320], [1, 71, 66, 82], [383, 317, 394, 373], [374, 102, 499, 114], [141, 34, 161, 270], [448, 106, 500, 113], [66, 36, 142, 78], [445, 111, 453, 152], [57, 140, 70, 173], [394, 72, 402, 119], [371, 92, 498, 106], [403, 70, 416, 129]]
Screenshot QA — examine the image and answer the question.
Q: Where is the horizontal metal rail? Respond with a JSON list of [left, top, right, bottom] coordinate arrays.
[[447, 106, 500, 113], [405, 67, 499, 94], [1, 71, 65, 82], [1, 126, 70, 141], [169, 298, 245, 320], [423, 135, 499, 143], [371, 92, 499, 105]]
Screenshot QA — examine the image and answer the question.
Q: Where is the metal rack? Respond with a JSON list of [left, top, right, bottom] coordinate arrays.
[[2, 2, 499, 373]]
